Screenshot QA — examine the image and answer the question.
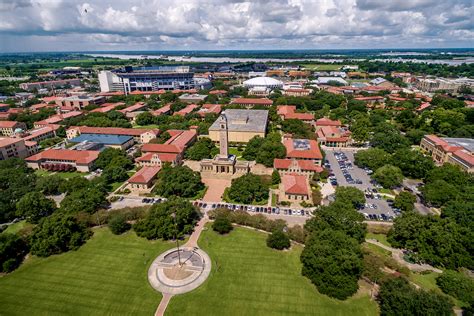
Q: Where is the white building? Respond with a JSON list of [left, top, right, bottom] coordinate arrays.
[[243, 76, 283, 89]]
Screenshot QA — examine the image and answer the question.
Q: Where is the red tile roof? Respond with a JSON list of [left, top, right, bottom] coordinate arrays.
[[141, 143, 182, 153], [164, 129, 197, 149], [136, 152, 178, 163], [452, 150, 474, 166], [416, 102, 431, 112], [71, 126, 159, 137], [151, 104, 171, 116], [282, 173, 309, 195], [284, 137, 323, 160], [316, 117, 341, 127], [35, 111, 83, 125], [198, 103, 222, 116], [98, 91, 125, 96], [91, 102, 124, 113], [174, 103, 199, 116], [209, 90, 227, 95], [354, 96, 385, 101], [230, 98, 273, 106], [0, 121, 22, 128], [26, 149, 99, 164], [128, 166, 161, 184], [274, 159, 324, 172], [119, 102, 147, 113]]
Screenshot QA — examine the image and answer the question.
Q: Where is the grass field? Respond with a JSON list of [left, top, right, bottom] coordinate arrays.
[[363, 243, 392, 257], [34, 169, 89, 179], [133, 124, 160, 129], [302, 64, 342, 71], [1, 220, 32, 235], [166, 226, 378, 316], [0, 228, 174, 316], [366, 233, 391, 247]]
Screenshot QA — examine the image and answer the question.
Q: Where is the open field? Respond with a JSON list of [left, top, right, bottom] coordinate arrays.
[[1, 220, 32, 235], [166, 226, 378, 316], [301, 64, 342, 71], [0, 228, 174, 316], [133, 124, 160, 129], [34, 169, 89, 179], [366, 233, 391, 247]]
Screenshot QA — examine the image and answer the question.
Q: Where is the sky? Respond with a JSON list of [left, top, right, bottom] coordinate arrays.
[[0, 0, 473, 52]]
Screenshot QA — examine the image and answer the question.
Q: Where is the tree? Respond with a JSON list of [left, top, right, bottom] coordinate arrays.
[[271, 170, 281, 185], [378, 277, 454, 316], [135, 111, 155, 126], [305, 201, 366, 243], [266, 229, 290, 250], [373, 165, 403, 189], [391, 149, 434, 179], [60, 188, 107, 214], [153, 165, 204, 198], [95, 148, 132, 170], [134, 197, 200, 240], [436, 270, 474, 304], [256, 138, 286, 167], [350, 115, 371, 142], [102, 165, 129, 184], [16, 192, 57, 223], [393, 191, 416, 212], [227, 173, 269, 204], [212, 216, 233, 234], [185, 137, 217, 160], [108, 214, 131, 235], [0, 158, 37, 223], [354, 148, 391, 171], [301, 229, 363, 300], [442, 200, 474, 230], [371, 130, 410, 153], [36, 175, 64, 195], [0, 233, 28, 273], [29, 214, 91, 257], [242, 136, 265, 161], [421, 180, 459, 207], [388, 212, 473, 269], [281, 119, 313, 139], [334, 186, 365, 208]]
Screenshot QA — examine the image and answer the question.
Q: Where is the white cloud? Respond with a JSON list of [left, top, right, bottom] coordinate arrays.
[[0, 0, 472, 51]]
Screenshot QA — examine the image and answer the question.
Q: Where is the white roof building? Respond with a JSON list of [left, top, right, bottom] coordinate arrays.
[[243, 76, 283, 89], [314, 77, 348, 85]]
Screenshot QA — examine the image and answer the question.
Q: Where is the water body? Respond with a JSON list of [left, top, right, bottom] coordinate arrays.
[[86, 53, 474, 65]]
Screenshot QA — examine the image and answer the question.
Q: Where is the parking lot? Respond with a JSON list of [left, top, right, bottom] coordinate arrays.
[[324, 148, 396, 221]]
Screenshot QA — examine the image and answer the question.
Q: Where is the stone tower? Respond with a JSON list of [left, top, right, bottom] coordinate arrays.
[[218, 113, 229, 158]]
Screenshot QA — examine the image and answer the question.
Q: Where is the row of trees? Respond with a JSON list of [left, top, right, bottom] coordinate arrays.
[[242, 133, 286, 167]]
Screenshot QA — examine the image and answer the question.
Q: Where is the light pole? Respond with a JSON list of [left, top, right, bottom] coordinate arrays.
[[171, 212, 182, 266]]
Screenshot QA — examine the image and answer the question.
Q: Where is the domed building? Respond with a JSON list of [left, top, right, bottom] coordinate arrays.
[[243, 77, 283, 89]]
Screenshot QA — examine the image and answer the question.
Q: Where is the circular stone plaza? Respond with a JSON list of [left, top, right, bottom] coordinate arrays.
[[148, 247, 211, 295]]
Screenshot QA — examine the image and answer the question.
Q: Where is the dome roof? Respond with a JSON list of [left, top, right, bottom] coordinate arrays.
[[243, 76, 283, 88]]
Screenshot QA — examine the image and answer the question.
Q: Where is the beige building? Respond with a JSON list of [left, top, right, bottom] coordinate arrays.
[[0, 121, 27, 136], [0, 138, 29, 160], [25, 149, 99, 172], [208, 109, 268, 144], [66, 126, 159, 144], [420, 135, 474, 173], [127, 166, 161, 194], [279, 173, 311, 203]]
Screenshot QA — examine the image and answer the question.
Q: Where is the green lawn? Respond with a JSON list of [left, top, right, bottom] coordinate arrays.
[[302, 64, 342, 71], [409, 272, 440, 291], [228, 147, 243, 158], [166, 226, 378, 316], [366, 233, 391, 247], [133, 124, 160, 129], [34, 169, 89, 179], [0, 228, 175, 316], [1, 220, 32, 235], [363, 243, 392, 257]]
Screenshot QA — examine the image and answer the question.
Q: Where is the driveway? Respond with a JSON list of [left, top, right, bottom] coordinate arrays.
[[324, 148, 395, 219]]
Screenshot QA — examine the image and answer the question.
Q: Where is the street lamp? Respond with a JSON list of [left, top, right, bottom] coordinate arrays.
[[170, 212, 182, 266]]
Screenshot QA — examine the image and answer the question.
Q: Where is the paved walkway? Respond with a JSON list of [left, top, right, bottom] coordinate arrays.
[[202, 178, 231, 202], [366, 239, 442, 273], [152, 215, 210, 315]]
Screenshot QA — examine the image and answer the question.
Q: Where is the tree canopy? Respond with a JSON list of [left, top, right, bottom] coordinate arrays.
[[185, 137, 218, 160], [373, 165, 404, 189], [227, 173, 270, 204], [354, 148, 391, 171], [134, 197, 200, 240], [153, 165, 205, 198], [29, 214, 91, 257], [16, 192, 57, 223]]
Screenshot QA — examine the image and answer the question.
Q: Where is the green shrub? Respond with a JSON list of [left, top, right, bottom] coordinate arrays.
[[266, 230, 290, 250], [108, 214, 131, 235], [436, 270, 474, 304], [212, 216, 233, 234]]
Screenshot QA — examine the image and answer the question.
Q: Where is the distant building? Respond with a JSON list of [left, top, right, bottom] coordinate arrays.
[[277, 105, 314, 125], [283, 88, 312, 97], [0, 121, 27, 136], [26, 149, 100, 172], [229, 98, 273, 107], [370, 77, 396, 88], [66, 126, 159, 144], [91, 102, 125, 113], [139, 128, 197, 166], [34, 111, 84, 128], [415, 77, 474, 93], [178, 94, 207, 104], [68, 133, 135, 150], [315, 77, 348, 85], [98, 66, 210, 93], [420, 135, 474, 173], [19, 79, 81, 91], [174, 104, 199, 116], [315, 118, 351, 147], [208, 109, 268, 143], [197, 104, 222, 117], [58, 95, 105, 110], [243, 77, 283, 90], [0, 138, 32, 160]]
